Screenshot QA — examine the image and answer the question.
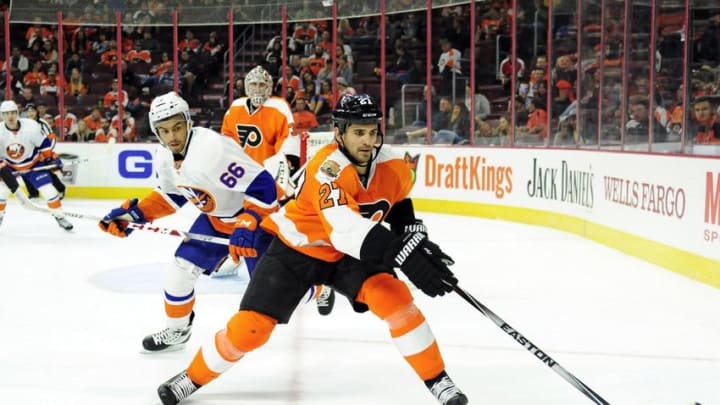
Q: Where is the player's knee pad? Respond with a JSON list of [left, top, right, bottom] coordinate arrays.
[[359, 273, 414, 319], [165, 257, 201, 296], [226, 310, 277, 353]]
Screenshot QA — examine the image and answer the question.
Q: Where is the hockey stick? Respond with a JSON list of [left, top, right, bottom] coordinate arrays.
[[451, 284, 611, 405], [12, 156, 107, 175], [14, 195, 230, 245]]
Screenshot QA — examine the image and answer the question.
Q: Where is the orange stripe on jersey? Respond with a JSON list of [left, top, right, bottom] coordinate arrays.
[[0, 202, 6, 211], [47, 199, 61, 209], [215, 329, 245, 362], [165, 298, 195, 318], [221, 97, 292, 166], [137, 190, 177, 221]]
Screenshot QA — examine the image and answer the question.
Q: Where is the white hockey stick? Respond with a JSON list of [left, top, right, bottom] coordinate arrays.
[[15, 195, 230, 245], [12, 156, 107, 175]]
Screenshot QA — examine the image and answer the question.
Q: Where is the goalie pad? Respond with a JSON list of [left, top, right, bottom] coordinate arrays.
[[264, 153, 295, 198]]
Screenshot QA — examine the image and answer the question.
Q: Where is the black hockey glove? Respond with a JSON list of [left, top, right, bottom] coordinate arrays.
[[403, 219, 428, 236], [384, 231, 457, 297]]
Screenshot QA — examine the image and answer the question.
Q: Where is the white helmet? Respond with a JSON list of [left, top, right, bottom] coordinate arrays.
[[149, 91, 191, 138], [245, 65, 273, 107], [0, 100, 19, 114]]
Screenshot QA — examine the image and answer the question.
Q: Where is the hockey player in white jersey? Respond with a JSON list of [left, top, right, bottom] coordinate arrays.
[[0, 100, 72, 230], [98, 92, 280, 353]]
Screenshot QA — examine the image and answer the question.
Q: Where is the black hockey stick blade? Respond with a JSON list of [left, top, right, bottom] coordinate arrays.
[[451, 284, 611, 405]]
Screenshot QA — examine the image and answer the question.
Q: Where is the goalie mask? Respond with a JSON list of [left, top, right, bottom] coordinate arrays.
[[245, 65, 273, 107], [149, 92, 192, 153]]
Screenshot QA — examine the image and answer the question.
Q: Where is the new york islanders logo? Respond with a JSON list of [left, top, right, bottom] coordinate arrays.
[[5, 143, 25, 160], [180, 186, 217, 213], [403, 152, 420, 184]]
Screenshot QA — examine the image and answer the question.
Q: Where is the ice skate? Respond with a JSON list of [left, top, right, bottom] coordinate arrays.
[[157, 370, 200, 405], [142, 312, 194, 353], [426, 371, 468, 405], [53, 214, 74, 231], [316, 285, 335, 316]]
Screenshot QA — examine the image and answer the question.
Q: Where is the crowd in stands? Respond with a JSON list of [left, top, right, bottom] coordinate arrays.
[[1, 0, 719, 149]]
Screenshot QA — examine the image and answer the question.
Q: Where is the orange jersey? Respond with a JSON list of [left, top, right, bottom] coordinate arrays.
[[262, 143, 414, 262], [221, 96, 295, 166]]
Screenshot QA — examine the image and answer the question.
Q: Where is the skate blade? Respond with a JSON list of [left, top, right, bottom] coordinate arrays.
[[139, 344, 187, 355]]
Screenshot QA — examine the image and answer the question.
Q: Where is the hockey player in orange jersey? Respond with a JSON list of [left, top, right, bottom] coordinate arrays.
[[156, 94, 468, 405], [219, 65, 334, 314]]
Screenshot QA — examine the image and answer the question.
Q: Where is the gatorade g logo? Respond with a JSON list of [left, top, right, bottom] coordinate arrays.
[[5, 143, 25, 160], [118, 150, 153, 179]]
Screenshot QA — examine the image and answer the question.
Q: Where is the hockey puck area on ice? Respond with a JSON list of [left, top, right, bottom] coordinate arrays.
[[88, 261, 249, 294]]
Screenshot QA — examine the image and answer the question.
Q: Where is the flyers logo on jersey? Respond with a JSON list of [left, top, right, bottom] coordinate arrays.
[[181, 186, 217, 213], [5, 143, 25, 160], [320, 160, 341, 179]]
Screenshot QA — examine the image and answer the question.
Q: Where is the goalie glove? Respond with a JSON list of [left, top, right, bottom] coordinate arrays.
[[98, 198, 148, 238], [229, 210, 262, 262], [384, 231, 457, 297]]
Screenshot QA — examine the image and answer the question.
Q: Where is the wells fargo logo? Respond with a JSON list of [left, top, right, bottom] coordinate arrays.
[[422, 153, 513, 198], [403, 152, 420, 184]]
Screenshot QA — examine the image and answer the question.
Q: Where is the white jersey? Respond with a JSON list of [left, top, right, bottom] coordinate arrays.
[[153, 126, 278, 232], [0, 117, 52, 171]]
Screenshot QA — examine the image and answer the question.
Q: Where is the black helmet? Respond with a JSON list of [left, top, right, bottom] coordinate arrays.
[[332, 93, 382, 133]]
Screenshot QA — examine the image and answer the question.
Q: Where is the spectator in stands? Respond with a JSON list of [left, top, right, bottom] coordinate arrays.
[[103, 79, 129, 111], [127, 41, 152, 64], [432, 101, 471, 144], [137, 30, 160, 54], [626, 97, 666, 142], [406, 96, 452, 142], [23, 60, 46, 87], [65, 52, 85, 77], [553, 115, 578, 146], [111, 110, 137, 142], [399, 12, 422, 47], [553, 80, 574, 118], [292, 97, 319, 134], [308, 46, 327, 77], [552, 55, 576, 86], [382, 43, 416, 86], [100, 41, 120, 66], [83, 107, 105, 133], [16, 86, 36, 110], [337, 18, 354, 43], [336, 77, 356, 97], [70, 28, 92, 56], [39, 67, 62, 100], [65, 67, 88, 98], [67, 119, 93, 142], [92, 31, 111, 55], [54, 111, 79, 140], [178, 30, 201, 54], [276, 66, 301, 94], [223, 77, 245, 109], [494, 115, 511, 137], [337, 54, 353, 86], [692, 96, 720, 144], [474, 118, 494, 138], [296, 81, 317, 104], [177, 50, 202, 99], [264, 38, 282, 77], [25, 17, 53, 49], [437, 38, 462, 97], [518, 98, 548, 141], [292, 22, 318, 57], [309, 79, 335, 116], [7, 46, 29, 91], [94, 117, 117, 143], [465, 83, 491, 120]]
